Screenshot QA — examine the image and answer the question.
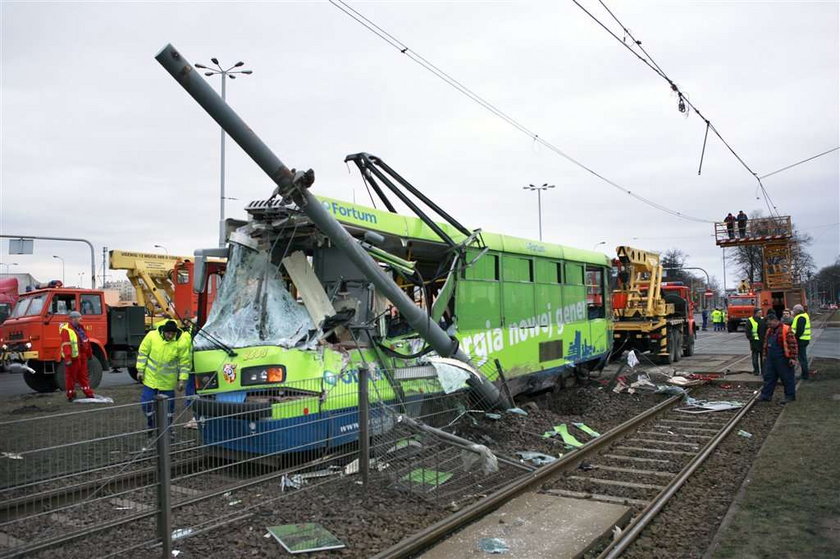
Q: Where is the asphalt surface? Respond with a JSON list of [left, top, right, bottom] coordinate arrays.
[[0, 366, 136, 399]]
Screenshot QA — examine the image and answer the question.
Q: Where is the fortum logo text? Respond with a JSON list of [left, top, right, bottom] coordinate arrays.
[[322, 201, 378, 224]]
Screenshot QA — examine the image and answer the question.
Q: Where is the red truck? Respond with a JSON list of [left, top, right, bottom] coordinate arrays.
[[0, 277, 18, 324], [0, 285, 145, 392]]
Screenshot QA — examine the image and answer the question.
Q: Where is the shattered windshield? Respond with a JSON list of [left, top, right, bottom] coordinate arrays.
[[194, 244, 315, 351]]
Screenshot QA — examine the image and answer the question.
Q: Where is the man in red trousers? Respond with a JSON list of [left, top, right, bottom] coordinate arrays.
[[60, 311, 95, 401]]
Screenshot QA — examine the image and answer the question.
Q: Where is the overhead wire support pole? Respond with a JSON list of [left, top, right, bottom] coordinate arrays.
[[1, 234, 96, 289]]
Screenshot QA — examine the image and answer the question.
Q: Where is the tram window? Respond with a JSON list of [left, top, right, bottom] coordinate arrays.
[[556, 263, 564, 283], [465, 252, 499, 281], [503, 256, 533, 282], [586, 266, 605, 319], [535, 260, 559, 284], [564, 263, 584, 285]]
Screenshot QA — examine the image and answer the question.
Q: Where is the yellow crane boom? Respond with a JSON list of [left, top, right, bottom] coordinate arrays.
[[109, 250, 189, 320], [613, 245, 672, 319]]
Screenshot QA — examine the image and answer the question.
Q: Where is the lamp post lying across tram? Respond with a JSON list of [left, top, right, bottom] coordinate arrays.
[[522, 183, 555, 241]]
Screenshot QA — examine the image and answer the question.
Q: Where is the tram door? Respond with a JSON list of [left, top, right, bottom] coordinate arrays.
[[586, 266, 609, 357]]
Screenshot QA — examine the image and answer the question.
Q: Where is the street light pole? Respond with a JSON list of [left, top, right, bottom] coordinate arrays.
[[52, 255, 65, 284], [194, 58, 253, 248], [592, 241, 607, 250], [522, 183, 555, 241]]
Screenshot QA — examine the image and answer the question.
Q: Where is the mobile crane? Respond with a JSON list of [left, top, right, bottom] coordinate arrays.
[[612, 246, 696, 364]]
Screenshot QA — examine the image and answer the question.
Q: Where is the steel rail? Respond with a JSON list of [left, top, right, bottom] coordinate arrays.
[[598, 391, 759, 558], [371, 393, 682, 559]]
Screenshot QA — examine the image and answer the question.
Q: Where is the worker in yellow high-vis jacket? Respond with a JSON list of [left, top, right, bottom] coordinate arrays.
[[792, 304, 812, 380], [137, 320, 190, 436]]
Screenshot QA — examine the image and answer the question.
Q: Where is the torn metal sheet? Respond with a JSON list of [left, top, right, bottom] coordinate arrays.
[[282, 250, 336, 328], [573, 422, 601, 438], [676, 400, 745, 414]]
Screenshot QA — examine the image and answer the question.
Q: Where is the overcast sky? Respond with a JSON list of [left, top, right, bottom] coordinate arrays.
[[1, 0, 838, 289]]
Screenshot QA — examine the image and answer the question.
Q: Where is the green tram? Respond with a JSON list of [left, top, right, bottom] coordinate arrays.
[[190, 193, 612, 456]]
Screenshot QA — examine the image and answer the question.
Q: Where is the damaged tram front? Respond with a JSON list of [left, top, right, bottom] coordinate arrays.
[[189, 192, 612, 458]]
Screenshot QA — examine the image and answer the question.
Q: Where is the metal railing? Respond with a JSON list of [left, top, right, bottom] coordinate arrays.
[[714, 216, 792, 246], [0, 368, 522, 557]]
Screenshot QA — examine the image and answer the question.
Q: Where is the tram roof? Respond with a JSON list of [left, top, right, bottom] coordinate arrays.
[[317, 196, 610, 267]]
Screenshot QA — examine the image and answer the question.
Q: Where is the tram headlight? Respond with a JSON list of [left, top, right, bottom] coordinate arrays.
[[24, 342, 32, 349], [1, 344, 7, 351], [241, 365, 286, 386], [194, 372, 219, 390]]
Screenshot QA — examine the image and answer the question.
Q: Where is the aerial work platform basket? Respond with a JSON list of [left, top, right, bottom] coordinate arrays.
[[714, 216, 792, 247]]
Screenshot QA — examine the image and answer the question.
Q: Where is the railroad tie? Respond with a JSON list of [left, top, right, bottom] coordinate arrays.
[[602, 454, 672, 466], [0, 532, 26, 549], [568, 476, 667, 491], [614, 446, 695, 456], [545, 488, 649, 508], [626, 438, 700, 448], [638, 430, 713, 440], [170, 484, 202, 497], [109, 498, 153, 512], [594, 465, 674, 479]]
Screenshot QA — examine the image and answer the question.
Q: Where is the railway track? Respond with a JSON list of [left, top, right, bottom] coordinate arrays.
[[0, 437, 354, 558], [373, 384, 759, 559]]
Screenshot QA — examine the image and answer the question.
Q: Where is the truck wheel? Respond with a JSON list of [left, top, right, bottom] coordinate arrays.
[[656, 334, 674, 365], [55, 357, 104, 391], [128, 367, 140, 382], [673, 332, 683, 362], [727, 320, 736, 333], [23, 367, 57, 393], [683, 332, 695, 357]]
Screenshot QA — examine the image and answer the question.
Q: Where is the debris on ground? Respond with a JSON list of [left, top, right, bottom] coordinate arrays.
[[266, 523, 346, 553], [505, 407, 528, 416], [578, 461, 596, 471], [737, 430, 753, 438], [676, 398, 745, 414], [573, 423, 601, 438], [171, 528, 194, 540], [477, 537, 510, 554], [72, 395, 114, 404], [515, 451, 557, 466], [1, 452, 23, 460]]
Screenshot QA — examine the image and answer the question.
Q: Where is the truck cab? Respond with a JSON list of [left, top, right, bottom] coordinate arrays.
[[0, 287, 110, 392], [726, 293, 758, 332]]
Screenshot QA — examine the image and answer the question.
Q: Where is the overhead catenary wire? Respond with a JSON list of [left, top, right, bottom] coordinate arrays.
[[759, 147, 840, 180], [572, 0, 781, 218], [327, 0, 713, 224]]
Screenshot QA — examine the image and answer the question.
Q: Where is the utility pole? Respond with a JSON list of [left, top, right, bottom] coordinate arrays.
[[194, 58, 253, 247], [521, 183, 555, 241], [102, 246, 108, 287]]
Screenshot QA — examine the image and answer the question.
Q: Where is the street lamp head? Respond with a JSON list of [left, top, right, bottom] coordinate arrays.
[[228, 75, 236, 79], [52, 255, 61, 260], [210, 57, 219, 65], [234, 61, 244, 67], [194, 63, 207, 69], [204, 72, 214, 76], [240, 70, 253, 75]]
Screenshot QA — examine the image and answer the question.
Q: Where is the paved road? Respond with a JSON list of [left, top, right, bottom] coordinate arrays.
[[0, 367, 136, 400]]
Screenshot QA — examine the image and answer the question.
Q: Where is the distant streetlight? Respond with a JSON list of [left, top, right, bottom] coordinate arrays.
[[154, 244, 169, 255], [78, 272, 85, 286], [522, 183, 555, 241], [0, 262, 18, 273], [592, 241, 607, 251], [52, 255, 65, 284], [194, 57, 253, 247]]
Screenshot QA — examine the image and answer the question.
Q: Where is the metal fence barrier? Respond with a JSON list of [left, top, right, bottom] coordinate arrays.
[[0, 368, 529, 558]]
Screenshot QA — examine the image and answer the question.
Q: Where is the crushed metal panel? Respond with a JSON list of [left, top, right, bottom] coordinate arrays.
[[282, 250, 336, 328]]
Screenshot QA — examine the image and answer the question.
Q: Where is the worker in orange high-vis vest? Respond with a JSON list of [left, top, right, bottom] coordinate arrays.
[[60, 311, 95, 401], [759, 311, 798, 405]]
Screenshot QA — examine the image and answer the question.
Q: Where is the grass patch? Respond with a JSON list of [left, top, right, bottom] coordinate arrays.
[[712, 357, 840, 558]]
